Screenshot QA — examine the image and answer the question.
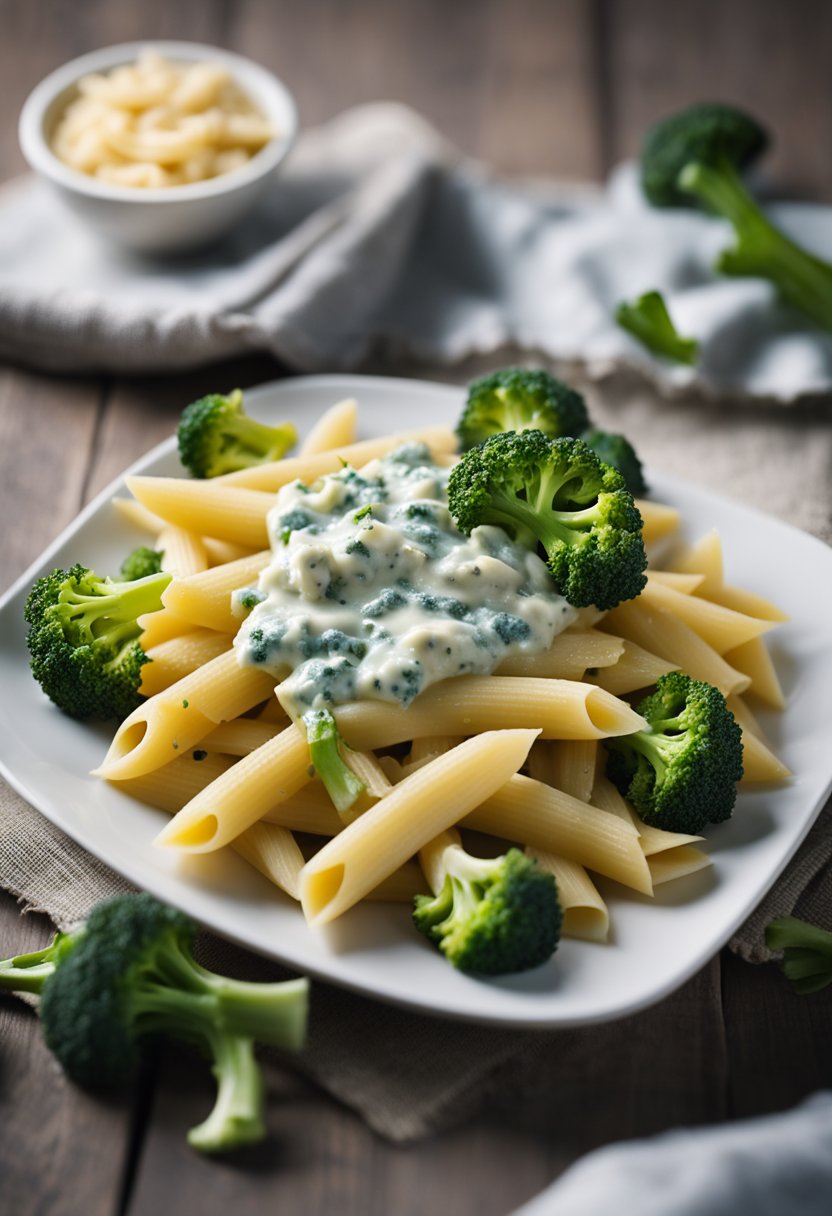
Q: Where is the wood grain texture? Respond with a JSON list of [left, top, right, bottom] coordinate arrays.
[[603, 0, 832, 196], [228, 0, 602, 178], [0, 892, 135, 1216]]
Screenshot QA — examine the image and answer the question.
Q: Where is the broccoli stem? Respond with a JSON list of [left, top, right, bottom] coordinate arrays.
[[226, 413, 295, 460], [186, 1032, 266, 1152], [679, 159, 832, 332], [615, 291, 698, 365], [59, 574, 170, 642], [616, 726, 689, 785], [489, 487, 599, 555], [303, 708, 366, 820], [0, 946, 60, 994], [765, 916, 832, 995]]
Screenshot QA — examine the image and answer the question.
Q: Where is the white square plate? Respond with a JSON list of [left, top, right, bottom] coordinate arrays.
[[1, 374, 830, 1028]]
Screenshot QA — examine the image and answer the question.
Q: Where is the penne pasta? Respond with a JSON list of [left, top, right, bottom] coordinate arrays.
[[723, 636, 785, 709], [637, 580, 775, 654], [300, 730, 540, 925], [635, 499, 681, 547], [216, 426, 458, 490], [527, 848, 609, 942], [591, 638, 678, 696], [297, 398, 358, 456], [232, 823, 305, 901], [95, 650, 277, 780], [328, 677, 645, 750], [496, 629, 624, 680], [140, 629, 231, 696], [112, 495, 166, 535], [464, 774, 653, 895], [126, 476, 273, 548], [162, 550, 271, 632], [155, 723, 313, 851], [158, 524, 209, 578]]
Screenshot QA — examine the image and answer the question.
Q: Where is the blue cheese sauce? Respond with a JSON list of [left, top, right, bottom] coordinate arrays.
[[233, 443, 577, 719]]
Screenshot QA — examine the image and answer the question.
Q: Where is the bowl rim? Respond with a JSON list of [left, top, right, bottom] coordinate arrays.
[[18, 40, 299, 204]]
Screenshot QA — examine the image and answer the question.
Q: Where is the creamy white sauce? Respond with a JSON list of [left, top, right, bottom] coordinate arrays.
[[233, 443, 577, 718]]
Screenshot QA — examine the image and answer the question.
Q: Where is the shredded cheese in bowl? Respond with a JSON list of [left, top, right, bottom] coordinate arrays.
[[51, 49, 277, 189]]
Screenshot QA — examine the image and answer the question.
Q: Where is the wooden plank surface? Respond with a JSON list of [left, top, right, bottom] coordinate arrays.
[[0, 2, 830, 1214]]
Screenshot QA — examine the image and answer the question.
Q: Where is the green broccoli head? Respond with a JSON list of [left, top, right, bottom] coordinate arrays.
[[177, 388, 297, 478], [24, 564, 172, 720], [457, 368, 590, 451], [120, 546, 164, 581], [641, 102, 768, 208], [447, 430, 646, 610], [413, 846, 561, 974], [580, 428, 648, 497], [765, 916, 832, 995], [19, 893, 309, 1153], [605, 671, 744, 835]]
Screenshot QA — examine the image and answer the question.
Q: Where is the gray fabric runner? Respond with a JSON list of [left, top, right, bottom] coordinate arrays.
[[3, 103, 832, 399]]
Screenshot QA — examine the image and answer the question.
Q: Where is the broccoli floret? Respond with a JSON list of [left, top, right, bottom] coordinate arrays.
[[447, 430, 646, 609], [615, 291, 699, 367], [765, 917, 832, 995], [120, 546, 164, 581], [580, 428, 648, 497], [303, 708, 366, 822], [604, 671, 743, 835], [641, 103, 832, 333], [177, 389, 297, 478], [413, 844, 561, 974], [0, 893, 308, 1153], [24, 564, 172, 720], [457, 368, 590, 450]]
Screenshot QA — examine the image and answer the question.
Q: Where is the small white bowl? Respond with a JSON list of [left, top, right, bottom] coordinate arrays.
[[19, 41, 298, 255]]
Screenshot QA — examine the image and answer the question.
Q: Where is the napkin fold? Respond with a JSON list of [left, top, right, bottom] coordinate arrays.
[[3, 103, 832, 400]]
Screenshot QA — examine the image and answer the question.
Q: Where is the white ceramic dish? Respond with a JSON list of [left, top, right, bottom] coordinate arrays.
[[18, 41, 298, 254], [1, 374, 830, 1028]]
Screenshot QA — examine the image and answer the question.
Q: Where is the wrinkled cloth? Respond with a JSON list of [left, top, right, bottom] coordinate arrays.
[[511, 1092, 832, 1216], [2, 103, 832, 400]]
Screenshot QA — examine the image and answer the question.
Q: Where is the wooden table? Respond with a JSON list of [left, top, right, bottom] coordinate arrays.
[[2, 4, 831, 1214]]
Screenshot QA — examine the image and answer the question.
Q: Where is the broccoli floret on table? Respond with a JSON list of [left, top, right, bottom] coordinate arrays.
[[765, 917, 832, 995], [579, 427, 648, 497], [604, 671, 744, 835], [0, 893, 309, 1153], [641, 103, 832, 333], [615, 291, 699, 369], [303, 707, 366, 822], [447, 430, 646, 609], [24, 563, 171, 720], [457, 368, 590, 451], [177, 388, 297, 478], [120, 545, 164, 581], [413, 843, 561, 975]]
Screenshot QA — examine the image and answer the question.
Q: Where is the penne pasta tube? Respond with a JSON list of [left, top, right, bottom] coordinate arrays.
[[546, 740, 598, 804], [138, 607, 196, 649], [126, 476, 273, 548], [463, 774, 652, 895], [155, 724, 313, 851], [496, 629, 624, 679], [202, 537, 258, 566], [407, 736, 460, 766], [648, 847, 712, 886], [329, 678, 645, 751], [344, 749, 394, 799], [162, 550, 271, 632], [300, 729, 539, 925], [726, 696, 792, 784], [723, 636, 785, 710], [263, 783, 343, 836], [591, 639, 679, 696], [703, 583, 789, 624], [201, 718, 282, 756], [116, 752, 235, 812], [670, 530, 723, 591], [527, 848, 609, 942], [112, 496, 166, 535], [635, 499, 681, 547], [232, 823, 305, 901], [637, 580, 774, 654], [365, 861, 426, 903], [95, 651, 277, 780], [602, 600, 750, 696], [298, 398, 358, 456], [217, 426, 458, 490], [139, 629, 231, 696], [158, 524, 209, 578], [646, 571, 705, 594]]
